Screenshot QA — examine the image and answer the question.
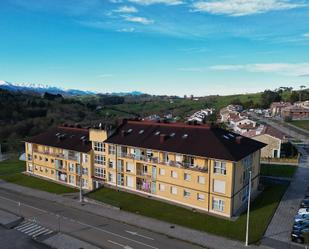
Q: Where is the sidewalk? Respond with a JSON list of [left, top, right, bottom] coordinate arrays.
[[0, 179, 268, 249], [261, 154, 309, 249]]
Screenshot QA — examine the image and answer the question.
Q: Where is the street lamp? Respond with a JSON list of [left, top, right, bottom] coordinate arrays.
[[245, 171, 252, 246]]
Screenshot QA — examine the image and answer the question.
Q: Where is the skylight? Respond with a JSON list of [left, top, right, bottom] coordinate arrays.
[[228, 133, 234, 138], [128, 129, 133, 133], [182, 134, 188, 139], [139, 130, 144, 134], [155, 131, 160, 135], [223, 135, 230, 140], [170, 132, 175, 137]]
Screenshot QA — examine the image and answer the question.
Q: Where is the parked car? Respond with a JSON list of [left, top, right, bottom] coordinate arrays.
[[291, 228, 309, 244], [300, 199, 309, 208], [295, 213, 309, 223], [298, 208, 309, 215], [293, 220, 309, 230]]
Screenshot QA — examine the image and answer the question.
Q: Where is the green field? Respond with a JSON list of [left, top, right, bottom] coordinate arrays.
[[0, 158, 77, 194], [288, 120, 309, 131], [88, 184, 288, 244], [260, 164, 297, 178]]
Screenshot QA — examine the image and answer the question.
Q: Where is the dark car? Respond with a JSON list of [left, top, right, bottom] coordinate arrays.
[[293, 220, 309, 231], [291, 228, 309, 243], [300, 199, 309, 208]]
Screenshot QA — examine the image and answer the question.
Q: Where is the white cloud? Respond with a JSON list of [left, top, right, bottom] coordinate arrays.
[[128, 0, 183, 6], [114, 5, 138, 13], [192, 0, 305, 16], [303, 33, 309, 37], [117, 27, 136, 32], [210, 63, 309, 76], [124, 16, 154, 24]]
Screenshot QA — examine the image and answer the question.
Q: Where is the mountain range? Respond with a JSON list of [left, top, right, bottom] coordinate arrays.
[[0, 80, 144, 96]]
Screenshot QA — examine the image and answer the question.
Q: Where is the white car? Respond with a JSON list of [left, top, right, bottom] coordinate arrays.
[[298, 208, 309, 215]]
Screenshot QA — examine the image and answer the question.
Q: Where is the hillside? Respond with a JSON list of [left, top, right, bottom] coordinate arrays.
[[0, 87, 308, 153]]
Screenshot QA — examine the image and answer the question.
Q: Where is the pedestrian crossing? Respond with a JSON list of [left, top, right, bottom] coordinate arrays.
[[14, 220, 54, 238]]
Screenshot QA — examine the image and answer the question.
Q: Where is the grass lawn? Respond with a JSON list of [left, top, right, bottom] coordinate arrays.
[[0, 158, 77, 194], [288, 120, 309, 131], [88, 183, 288, 244], [260, 164, 297, 178]]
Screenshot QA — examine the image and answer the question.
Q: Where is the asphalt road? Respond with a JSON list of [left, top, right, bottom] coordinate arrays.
[[0, 226, 49, 249], [0, 188, 204, 249]]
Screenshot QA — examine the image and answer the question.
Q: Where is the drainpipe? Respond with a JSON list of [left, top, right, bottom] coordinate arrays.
[[208, 160, 211, 212]]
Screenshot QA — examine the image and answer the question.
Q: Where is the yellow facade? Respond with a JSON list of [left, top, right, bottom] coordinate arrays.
[[89, 129, 261, 217], [24, 127, 262, 218], [25, 142, 93, 191]]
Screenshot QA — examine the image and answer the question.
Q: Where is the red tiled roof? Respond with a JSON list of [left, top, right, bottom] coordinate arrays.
[[105, 120, 266, 161], [25, 127, 92, 153]]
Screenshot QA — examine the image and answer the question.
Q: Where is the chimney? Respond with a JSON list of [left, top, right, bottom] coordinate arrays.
[[236, 136, 243, 144], [160, 134, 167, 143], [121, 130, 127, 137]]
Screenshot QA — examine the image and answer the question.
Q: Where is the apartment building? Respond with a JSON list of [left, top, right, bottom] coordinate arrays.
[[25, 127, 93, 190], [90, 120, 265, 217]]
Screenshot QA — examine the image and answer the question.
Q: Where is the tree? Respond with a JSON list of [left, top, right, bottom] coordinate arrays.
[[260, 90, 281, 108], [289, 91, 299, 103]]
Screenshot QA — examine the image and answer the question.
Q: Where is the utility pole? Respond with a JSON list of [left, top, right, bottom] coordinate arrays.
[[245, 171, 252, 246], [79, 153, 83, 203]]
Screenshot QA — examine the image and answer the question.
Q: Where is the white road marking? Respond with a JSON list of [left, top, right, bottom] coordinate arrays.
[[125, 230, 154, 240], [108, 240, 133, 249], [0, 195, 159, 249]]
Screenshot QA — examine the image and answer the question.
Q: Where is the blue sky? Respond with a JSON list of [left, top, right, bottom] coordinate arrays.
[[1, 0, 309, 96]]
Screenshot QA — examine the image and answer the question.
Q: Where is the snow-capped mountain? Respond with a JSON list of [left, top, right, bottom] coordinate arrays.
[[0, 80, 96, 96], [0, 80, 145, 96]]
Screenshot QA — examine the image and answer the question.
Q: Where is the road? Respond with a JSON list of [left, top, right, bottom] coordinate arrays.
[[249, 114, 309, 143], [0, 226, 49, 249], [0, 188, 204, 249]]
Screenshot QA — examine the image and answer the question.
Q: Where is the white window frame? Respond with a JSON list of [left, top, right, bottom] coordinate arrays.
[[214, 161, 227, 175], [170, 186, 177, 195], [171, 170, 178, 179], [198, 176, 205, 184], [197, 193, 205, 201], [183, 189, 191, 198], [184, 173, 191, 181], [159, 168, 165, 176], [213, 198, 225, 212], [159, 184, 165, 191]]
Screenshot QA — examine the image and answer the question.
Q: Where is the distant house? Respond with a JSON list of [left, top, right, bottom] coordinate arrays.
[[252, 125, 288, 158], [219, 105, 243, 122], [270, 102, 291, 117], [188, 108, 214, 124], [282, 104, 309, 120]]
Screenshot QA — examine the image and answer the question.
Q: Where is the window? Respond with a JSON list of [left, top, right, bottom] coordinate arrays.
[[213, 198, 225, 212], [34, 155, 37, 159], [242, 185, 249, 202], [214, 161, 227, 175], [82, 167, 88, 175], [27, 154, 32, 161], [126, 176, 134, 188], [69, 163, 75, 172], [143, 165, 148, 174], [183, 189, 191, 198], [94, 167, 105, 178], [51, 159, 54, 163], [184, 173, 191, 181], [213, 179, 226, 194], [198, 176, 205, 184], [95, 155, 105, 165], [45, 158, 48, 162], [51, 170, 54, 174], [108, 173, 115, 183], [159, 168, 165, 176], [83, 154, 88, 163], [69, 175, 74, 184], [45, 169, 48, 173], [93, 142, 104, 152], [159, 184, 165, 191], [108, 159, 115, 169], [197, 193, 205, 201], [108, 145, 116, 155], [126, 162, 134, 173], [171, 186, 177, 195], [82, 179, 88, 188], [171, 171, 178, 179], [39, 156, 42, 161]]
